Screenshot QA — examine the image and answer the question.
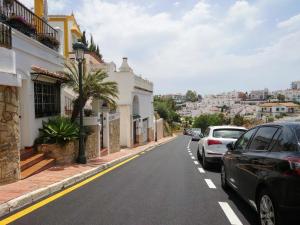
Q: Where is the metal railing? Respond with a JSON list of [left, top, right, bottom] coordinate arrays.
[[0, 22, 11, 48], [0, 0, 59, 50]]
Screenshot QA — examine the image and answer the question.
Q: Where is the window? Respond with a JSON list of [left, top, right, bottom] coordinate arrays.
[[235, 128, 257, 152], [248, 127, 278, 151], [213, 129, 246, 139], [34, 81, 61, 118], [64, 97, 73, 116], [271, 127, 299, 152], [276, 108, 280, 112]]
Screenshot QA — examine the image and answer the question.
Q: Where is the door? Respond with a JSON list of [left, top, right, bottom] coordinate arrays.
[[100, 113, 104, 149], [133, 121, 138, 144], [142, 118, 148, 143], [226, 128, 257, 190], [236, 126, 279, 200]]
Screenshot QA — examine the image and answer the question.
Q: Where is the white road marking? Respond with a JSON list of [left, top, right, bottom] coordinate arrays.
[[205, 179, 216, 189], [191, 156, 195, 160], [198, 168, 205, 173], [193, 161, 199, 165], [219, 202, 243, 225], [189, 153, 193, 155]]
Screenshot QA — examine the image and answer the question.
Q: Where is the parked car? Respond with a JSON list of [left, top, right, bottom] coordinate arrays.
[[191, 130, 203, 141], [183, 128, 191, 135], [197, 126, 247, 168], [221, 122, 300, 225]]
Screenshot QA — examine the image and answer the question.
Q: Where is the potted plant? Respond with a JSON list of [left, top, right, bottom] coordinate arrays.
[[37, 33, 60, 50], [7, 15, 36, 36]]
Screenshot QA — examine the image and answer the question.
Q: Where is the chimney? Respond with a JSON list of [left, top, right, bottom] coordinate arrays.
[[119, 57, 133, 72]]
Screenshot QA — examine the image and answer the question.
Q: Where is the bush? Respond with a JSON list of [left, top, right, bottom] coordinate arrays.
[[193, 114, 226, 131], [233, 115, 244, 126], [35, 116, 79, 145]]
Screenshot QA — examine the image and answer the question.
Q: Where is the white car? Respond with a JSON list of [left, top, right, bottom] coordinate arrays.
[[197, 126, 247, 168]]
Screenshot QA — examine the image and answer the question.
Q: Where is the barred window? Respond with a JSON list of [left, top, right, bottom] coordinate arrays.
[[64, 96, 73, 116], [34, 81, 61, 118]]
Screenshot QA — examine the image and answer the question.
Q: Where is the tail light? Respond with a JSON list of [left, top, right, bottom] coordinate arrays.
[[207, 139, 222, 146], [285, 157, 300, 176]]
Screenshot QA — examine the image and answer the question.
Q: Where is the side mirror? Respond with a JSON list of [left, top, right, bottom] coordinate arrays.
[[226, 142, 234, 151]]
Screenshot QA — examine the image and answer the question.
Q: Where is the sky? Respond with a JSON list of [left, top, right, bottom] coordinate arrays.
[[21, 0, 300, 95]]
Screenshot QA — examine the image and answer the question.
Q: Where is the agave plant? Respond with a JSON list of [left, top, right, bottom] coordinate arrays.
[[36, 117, 79, 145]]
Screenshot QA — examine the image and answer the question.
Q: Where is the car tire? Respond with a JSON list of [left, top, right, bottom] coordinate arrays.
[[197, 147, 202, 161], [202, 150, 208, 169], [257, 189, 283, 225], [221, 164, 229, 190]]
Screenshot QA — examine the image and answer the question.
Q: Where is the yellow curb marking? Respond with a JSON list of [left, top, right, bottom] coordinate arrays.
[[140, 152, 145, 154], [0, 155, 140, 225]]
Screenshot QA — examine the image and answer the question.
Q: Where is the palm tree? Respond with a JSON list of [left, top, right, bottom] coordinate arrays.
[[62, 61, 119, 122]]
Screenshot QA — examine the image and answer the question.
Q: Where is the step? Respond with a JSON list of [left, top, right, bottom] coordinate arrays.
[[21, 158, 55, 179], [100, 148, 108, 157], [20, 148, 36, 161], [20, 153, 45, 171]]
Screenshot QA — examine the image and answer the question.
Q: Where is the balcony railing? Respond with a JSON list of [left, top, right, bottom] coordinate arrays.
[[0, 21, 11, 48], [0, 0, 59, 51]]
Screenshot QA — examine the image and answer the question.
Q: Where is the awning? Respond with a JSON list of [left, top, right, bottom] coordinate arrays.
[[31, 66, 69, 82]]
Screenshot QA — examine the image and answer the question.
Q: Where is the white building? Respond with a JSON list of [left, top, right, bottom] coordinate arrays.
[[291, 81, 300, 90]]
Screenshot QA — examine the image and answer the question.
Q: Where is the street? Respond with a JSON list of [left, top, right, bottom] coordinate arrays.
[[3, 135, 258, 225]]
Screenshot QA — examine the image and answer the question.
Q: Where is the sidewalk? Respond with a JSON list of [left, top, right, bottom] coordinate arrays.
[[0, 135, 177, 217]]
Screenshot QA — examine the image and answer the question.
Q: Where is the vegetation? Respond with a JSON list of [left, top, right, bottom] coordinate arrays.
[[193, 114, 230, 131], [185, 90, 198, 102], [154, 96, 181, 132], [232, 114, 244, 126], [80, 31, 103, 61], [277, 94, 286, 102], [35, 117, 79, 145], [62, 61, 119, 122]]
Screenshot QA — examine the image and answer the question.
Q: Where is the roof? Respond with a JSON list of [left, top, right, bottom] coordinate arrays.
[[31, 66, 69, 82], [259, 102, 299, 107]]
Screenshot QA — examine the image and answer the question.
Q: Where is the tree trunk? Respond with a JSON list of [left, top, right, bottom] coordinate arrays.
[[71, 97, 87, 122]]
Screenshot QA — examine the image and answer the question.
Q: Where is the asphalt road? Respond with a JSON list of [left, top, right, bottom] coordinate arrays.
[[6, 135, 259, 225]]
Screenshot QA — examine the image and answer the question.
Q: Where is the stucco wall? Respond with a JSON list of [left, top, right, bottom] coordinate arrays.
[[156, 119, 164, 141], [0, 86, 20, 184]]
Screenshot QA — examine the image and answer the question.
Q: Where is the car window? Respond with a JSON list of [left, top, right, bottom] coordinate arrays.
[[235, 128, 257, 152], [204, 128, 210, 137], [213, 129, 246, 139], [248, 126, 278, 151], [270, 127, 299, 152]]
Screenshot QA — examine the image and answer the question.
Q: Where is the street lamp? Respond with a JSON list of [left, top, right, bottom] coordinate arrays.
[[73, 41, 87, 164]]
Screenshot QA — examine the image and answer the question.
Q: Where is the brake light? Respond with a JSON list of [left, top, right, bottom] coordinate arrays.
[[207, 139, 222, 146], [284, 157, 300, 176]]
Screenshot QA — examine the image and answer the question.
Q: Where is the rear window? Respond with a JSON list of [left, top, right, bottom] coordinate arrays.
[[213, 129, 246, 139], [291, 125, 300, 141]]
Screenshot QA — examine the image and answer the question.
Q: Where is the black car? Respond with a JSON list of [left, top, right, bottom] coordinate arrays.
[[221, 122, 300, 225]]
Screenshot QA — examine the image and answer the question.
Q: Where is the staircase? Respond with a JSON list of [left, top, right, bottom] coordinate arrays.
[[20, 148, 55, 179]]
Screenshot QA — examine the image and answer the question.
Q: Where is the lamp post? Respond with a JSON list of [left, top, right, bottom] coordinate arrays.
[[73, 41, 87, 164], [154, 110, 158, 142]]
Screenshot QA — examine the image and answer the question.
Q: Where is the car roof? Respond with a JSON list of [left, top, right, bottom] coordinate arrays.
[[209, 125, 247, 130], [259, 121, 300, 129]]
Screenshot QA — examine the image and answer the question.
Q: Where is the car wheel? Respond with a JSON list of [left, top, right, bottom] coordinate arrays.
[[197, 147, 202, 161], [202, 150, 208, 169], [221, 164, 228, 190], [258, 189, 282, 225]]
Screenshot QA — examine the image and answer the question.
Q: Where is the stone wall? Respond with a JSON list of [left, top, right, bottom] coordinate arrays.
[[109, 119, 120, 153], [85, 125, 100, 159], [38, 142, 78, 165], [0, 86, 20, 185]]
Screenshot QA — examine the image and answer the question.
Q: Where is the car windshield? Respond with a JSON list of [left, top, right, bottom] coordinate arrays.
[[213, 129, 246, 139]]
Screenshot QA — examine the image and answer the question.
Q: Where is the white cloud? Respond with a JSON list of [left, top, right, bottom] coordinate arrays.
[[173, 2, 180, 7], [278, 13, 300, 30], [72, 0, 300, 94]]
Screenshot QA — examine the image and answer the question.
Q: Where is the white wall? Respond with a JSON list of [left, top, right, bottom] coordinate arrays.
[[12, 29, 64, 148]]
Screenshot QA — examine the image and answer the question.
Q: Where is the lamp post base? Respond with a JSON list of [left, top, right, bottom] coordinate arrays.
[[77, 155, 87, 164]]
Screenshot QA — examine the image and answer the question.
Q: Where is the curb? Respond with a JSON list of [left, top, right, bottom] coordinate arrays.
[[0, 135, 177, 218]]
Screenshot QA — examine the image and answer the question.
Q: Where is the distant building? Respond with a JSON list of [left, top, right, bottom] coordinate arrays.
[[258, 102, 299, 117], [249, 88, 269, 100], [291, 81, 300, 90]]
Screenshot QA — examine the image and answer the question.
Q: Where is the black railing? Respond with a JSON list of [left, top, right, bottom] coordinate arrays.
[[0, 0, 59, 51], [0, 22, 11, 48]]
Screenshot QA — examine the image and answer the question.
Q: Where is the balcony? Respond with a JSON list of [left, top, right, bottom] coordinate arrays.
[[0, 21, 11, 48], [0, 0, 59, 51]]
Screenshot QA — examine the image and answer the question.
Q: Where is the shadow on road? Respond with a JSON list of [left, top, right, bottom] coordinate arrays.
[[224, 188, 259, 225]]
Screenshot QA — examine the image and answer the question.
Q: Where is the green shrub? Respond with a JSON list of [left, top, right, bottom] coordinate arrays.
[[35, 116, 79, 145]]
